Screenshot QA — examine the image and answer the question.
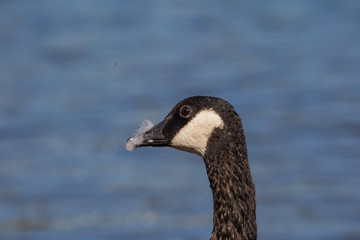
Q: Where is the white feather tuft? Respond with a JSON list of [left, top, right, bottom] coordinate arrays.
[[137, 119, 154, 135], [125, 120, 154, 151]]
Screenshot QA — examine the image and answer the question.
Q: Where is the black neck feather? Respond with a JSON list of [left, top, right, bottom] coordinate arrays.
[[204, 127, 257, 240]]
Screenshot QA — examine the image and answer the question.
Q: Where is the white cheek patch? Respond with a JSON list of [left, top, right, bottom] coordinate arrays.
[[170, 109, 224, 157]]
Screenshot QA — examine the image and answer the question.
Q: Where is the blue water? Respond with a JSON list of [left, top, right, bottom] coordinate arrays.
[[1, 1, 360, 239]]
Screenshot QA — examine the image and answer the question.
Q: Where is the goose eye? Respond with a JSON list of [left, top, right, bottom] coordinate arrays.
[[180, 106, 191, 118]]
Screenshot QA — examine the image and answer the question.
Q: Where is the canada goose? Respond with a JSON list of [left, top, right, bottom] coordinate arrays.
[[126, 96, 257, 240]]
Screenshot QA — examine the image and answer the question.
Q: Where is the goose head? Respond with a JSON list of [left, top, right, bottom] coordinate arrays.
[[126, 96, 240, 157]]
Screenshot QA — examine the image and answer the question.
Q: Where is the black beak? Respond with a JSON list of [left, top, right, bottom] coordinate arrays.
[[138, 120, 167, 147], [126, 120, 168, 151]]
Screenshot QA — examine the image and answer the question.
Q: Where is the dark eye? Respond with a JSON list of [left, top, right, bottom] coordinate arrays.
[[180, 106, 191, 118]]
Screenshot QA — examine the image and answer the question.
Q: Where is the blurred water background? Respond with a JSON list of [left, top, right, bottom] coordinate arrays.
[[1, 1, 360, 240]]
